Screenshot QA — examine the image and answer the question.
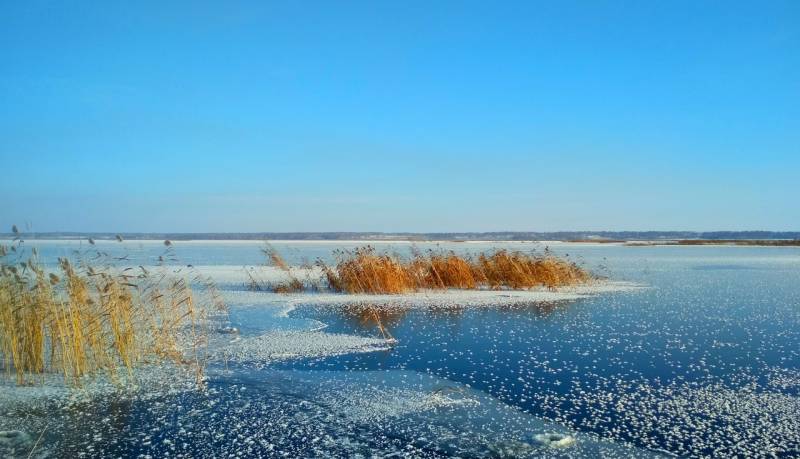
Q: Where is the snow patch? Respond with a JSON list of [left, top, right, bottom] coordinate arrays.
[[216, 330, 392, 368]]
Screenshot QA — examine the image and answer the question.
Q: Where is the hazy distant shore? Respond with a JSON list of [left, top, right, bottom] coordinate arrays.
[[2, 231, 799, 244]]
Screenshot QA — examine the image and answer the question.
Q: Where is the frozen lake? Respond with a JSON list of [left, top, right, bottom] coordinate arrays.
[[2, 240, 800, 457]]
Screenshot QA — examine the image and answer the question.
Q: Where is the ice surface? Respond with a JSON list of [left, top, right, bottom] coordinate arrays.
[[220, 280, 646, 310], [2, 368, 659, 458], [216, 330, 393, 368], [4, 241, 799, 457]]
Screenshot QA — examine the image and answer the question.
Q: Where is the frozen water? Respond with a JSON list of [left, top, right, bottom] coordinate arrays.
[[2, 368, 659, 458], [2, 241, 799, 457], [216, 330, 394, 368], [223, 280, 644, 309]]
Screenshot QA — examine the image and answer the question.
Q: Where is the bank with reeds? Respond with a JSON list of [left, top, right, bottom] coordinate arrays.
[[0, 232, 223, 386]]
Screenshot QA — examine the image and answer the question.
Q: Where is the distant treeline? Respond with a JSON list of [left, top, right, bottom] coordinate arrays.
[[3, 231, 800, 241]]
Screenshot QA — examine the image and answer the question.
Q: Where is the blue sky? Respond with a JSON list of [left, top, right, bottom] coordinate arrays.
[[1, 1, 798, 232]]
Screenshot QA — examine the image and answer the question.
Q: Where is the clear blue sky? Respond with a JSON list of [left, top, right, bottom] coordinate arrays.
[[1, 1, 798, 232]]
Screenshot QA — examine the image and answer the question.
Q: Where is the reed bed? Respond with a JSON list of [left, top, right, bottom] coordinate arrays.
[[0, 232, 223, 386], [319, 246, 590, 294]]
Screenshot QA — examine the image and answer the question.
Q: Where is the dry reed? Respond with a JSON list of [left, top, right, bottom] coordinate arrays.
[[0, 231, 223, 386], [318, 246, 590, 294], [246, 243, 305, 293]]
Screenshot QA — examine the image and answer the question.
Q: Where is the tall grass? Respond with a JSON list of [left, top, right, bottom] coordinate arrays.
[[246, 243, 308, 293], [319, 246, 590, 294], [0, 232, 222, 386]]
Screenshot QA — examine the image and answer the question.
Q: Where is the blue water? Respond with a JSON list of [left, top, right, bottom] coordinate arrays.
[[4, 240, 800, 457]]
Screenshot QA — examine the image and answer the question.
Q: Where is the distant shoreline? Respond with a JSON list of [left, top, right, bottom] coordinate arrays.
[[623, 239, 800, 247], [2, 232, 799, 247]]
